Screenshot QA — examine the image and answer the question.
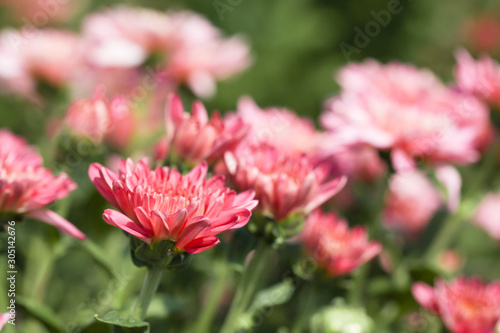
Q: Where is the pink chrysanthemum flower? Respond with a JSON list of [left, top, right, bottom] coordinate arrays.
[[382, 171, 442, 235], [455, 49, 500, 109], [63, 89, 133, 149], [0, 29, 81, 100], [412, 277, 500, 333], [473, 191, 500, 241], [0, 130, 85, 239], [88, 158, 257, 254], [160, 93, 248, 165], [220, 143, 346, 222], [236, 97, 325, 157], [321, 60, 492, 171], [301, 210, 381, 277]]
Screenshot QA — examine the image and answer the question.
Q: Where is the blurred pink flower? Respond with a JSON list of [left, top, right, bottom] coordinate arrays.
[[82, 7, 250, 98], [0, 130, 85, 239], [473, 192, 500, 241], [0, 29, 80, 100], [383, 171, 442, 235], [412, 277, 500, 333], [322, 60, 492, 171], [301, 210, 381, 277], [166, 11, 250, 97], [0, 312, 10, 331], [455, 49, 500, 109], [63, 90, 134, 149], [437, 250, 463, 273], [160, 93, 248, 165], [326, 146, 387, 182], [464, 16, 500, 54], [236, 97, 325, 157], [88, 158, 257, 254], [83, 6, 171, 68], [220, 143, 346, 221]]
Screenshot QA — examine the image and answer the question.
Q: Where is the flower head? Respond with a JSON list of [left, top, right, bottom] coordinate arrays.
[[63, 89, 133, 149], [383, 171, 442, 235], [412, 277, 500, 333], [0, 130, 85, 239], [301, 210, 381, 277], [0, 312, 11, 331], [161, 93, 248, 165], [220, 143, 346, 222], [322, 60, 492, 171], [455, 49, 500, 109], [89, 158, 257, 254]]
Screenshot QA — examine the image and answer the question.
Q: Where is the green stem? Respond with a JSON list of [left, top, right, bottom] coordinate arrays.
[[347, 263, 369, 307], [132, 265, 164, 320], [424, 211, 464, 262], [291, 282, 317, 333], [220, 239, 274, 333], [192, 262, 230, 333]]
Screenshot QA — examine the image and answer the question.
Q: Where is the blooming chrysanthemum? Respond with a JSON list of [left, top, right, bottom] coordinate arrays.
[[88, 158, 257, 254], [0, 130, 85, 239], [82, 7, 250, 97], [160, 93, 248, 165], [473, 191, 500, 241], [0, 29, 81, 100], [236, 97, 325, 157], [383, 171, 442, 235], [455, 49, 500, 109], [301, 210, 381, 276], [220, 143, 346, 222], [412, 277, 500, 333], [63, 89, 133, 149], [321, 60, 492, 171]]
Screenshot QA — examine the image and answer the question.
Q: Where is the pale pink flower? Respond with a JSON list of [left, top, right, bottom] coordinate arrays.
[[236, 97, 324, 156], [412, 277, 500, 333], [161, 93, 248, 165], [0, 130, 85, 239], [220, 143, 346, 221], [473, 192, 500, 241], [326, 146, 386, 182], [383, 171, 442, 235], [83, 7, 171, 68], [0, 312, 10, 331], [437, 250, 463, 273], [322, 61, 492, 171], [63, 90, 134, 149], [301, 210, 381, 277], [455, 49, 500, 109], [88, 158, 257, 254], [166, 11, 250, 97], [0, 29, 80, 99]]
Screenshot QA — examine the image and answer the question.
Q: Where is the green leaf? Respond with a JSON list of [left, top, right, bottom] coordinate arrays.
[[95, 311, 150, 333], [16, 296, 65, 332]]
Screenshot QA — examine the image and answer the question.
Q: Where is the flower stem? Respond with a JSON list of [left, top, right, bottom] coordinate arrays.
[[192, 262, 230, 333], [132, 265, 164, 320], [424, 212, 464, 263], [220, 239, 274, 333], [291, 282, 318, 333]]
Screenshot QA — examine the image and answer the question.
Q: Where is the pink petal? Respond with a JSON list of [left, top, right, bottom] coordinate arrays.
[[391, 149, 416, 172], [412, 282, 439, 314], [26, 209, 86, 240], [175, 216, 211, 249], [304, 176, 347, 213], [184, 236, 220, 254], [102, 209, 149, 240], [436, 165, 462, 213]]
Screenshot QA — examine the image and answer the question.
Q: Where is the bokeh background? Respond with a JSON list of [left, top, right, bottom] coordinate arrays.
[[1, 0, 500, 332]]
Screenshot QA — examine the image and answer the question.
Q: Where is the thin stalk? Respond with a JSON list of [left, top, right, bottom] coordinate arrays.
[[220, 239, 274, 333], [192, 262, 230, 333], [132, 265, 165, 320], [291, 282, 317, 333], [347, 263, 369, 307]]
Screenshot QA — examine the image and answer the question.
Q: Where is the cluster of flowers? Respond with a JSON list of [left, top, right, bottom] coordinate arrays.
[[0, 6, 250, 102], [2, 4, 500, 329]]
